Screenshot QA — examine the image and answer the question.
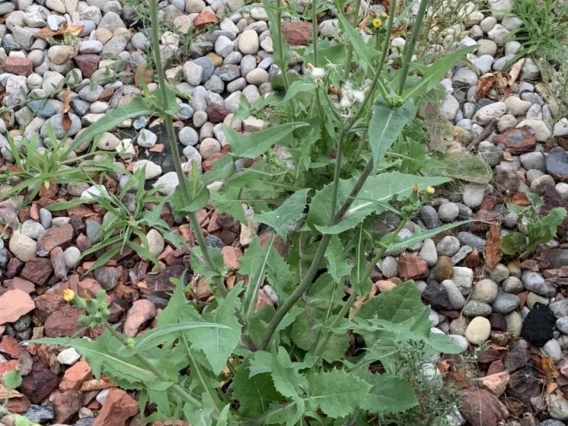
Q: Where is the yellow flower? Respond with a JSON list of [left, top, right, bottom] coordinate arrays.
[[381, 11, 388, 18], [372, 18, 382, 29], [63, 289, 75, 303], [426, 186, 435, 195]]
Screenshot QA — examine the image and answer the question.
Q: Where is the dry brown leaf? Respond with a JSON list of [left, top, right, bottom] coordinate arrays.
[[546, 380, 559, 396], [61, 112, 72, 133], [0, 385, 22, 399], [134, 64, 154, 88], [476, 74, 497, 99], [506, 192, 531, 206], [541, 356, 560, 379], [508, 58, 525, 86], [36, 24, 84, 39], [63, 86, 71, 114], [485, 224, 502, 269]]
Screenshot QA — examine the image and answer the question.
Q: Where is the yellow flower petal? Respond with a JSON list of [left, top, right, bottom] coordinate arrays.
[[63, 289, 75, 303]]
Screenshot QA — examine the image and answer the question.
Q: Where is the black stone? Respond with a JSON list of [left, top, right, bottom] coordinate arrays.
[[521, 303, 556, 347], [205, 234, 225, 249], [421, 281, 454, 311]]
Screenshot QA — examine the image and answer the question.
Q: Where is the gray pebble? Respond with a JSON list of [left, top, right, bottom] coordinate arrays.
[[420, 205, 441, 229], [436, 236, 460, 257], [463, 300, 492, 317], [438, 202, 459, 222], [492, 291, 520, 314], [522, 270, 556, 297]]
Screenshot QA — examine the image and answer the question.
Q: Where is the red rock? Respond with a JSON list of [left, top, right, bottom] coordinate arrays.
[[0, 359, 18, 376], [50, 247, 68, 280], [37, 224, 74, 256], [398, 253, 429, 280], [7, 277, 35, 293], [282, 21, 312, 45], [34, 292, 66, 323], [59, 361, 92, 391], [193, 10, 218, 28], [20, 362, 59, 403], [494, 126, 536, 154], [44, 306, 85, 338], [93, 388, 139, 426], [0, 289, 35, 325], [51, 390, 84, 423], [459, 387, 509, 426], [221, 246, 242, 270], [19, 257, 53, 286], [145, 264, 188, 299], [123, 299, 156, 337], [3, 57, 33, 76], [74, 54, 100, 78], [205, 103, 230, 124], [479, 371, 510, 396], [76, 233, 92, 251], [0, 336, 24, 358], [375, 280, 397, 292], [6, 396, 30, 413], [6, 257, 23, 278]]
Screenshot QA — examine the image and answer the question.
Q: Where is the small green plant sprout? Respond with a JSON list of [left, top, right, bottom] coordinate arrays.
[[501, 193, 567, 259]]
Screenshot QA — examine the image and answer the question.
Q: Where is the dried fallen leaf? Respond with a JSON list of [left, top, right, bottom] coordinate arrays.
[[541, 356, 560, 379], [61, 113, 72, 133], [0, 385, 22, 399], [506, 192, 531, 206], [37, 24, 84, 39], [63, 86, 71, 113], [508, 58, 525, 86], [545, 380, 558, 396], [134, 64, 153, 88], [485, 224, 502, 269], [476, 74, 497, 99]]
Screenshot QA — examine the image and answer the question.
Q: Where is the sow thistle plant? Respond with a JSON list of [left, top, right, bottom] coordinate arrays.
[[33, 0, 477, 424]]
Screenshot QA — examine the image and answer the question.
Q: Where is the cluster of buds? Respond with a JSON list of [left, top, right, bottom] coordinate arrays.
[[63, 288, 110, 329], [367, 11, 389, 33], [400, 185, 435, 218]]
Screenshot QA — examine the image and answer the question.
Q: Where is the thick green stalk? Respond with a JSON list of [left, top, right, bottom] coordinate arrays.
[[275, 0, 291, 92], [104, 321, 202, 410], [312, 0, 319, 67], [148, 0, 226, 297], [343, 0, 363, 79], [258, 234, 332, 350], [397, 0, 430, 96]]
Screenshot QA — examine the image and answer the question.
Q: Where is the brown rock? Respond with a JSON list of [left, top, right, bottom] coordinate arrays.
[[74, 54, 100, 78], [221, 246, 242, 270], [282, 21, 312, 45], [7, 277, 35, 293], [459, 387, 509, 426], [37, 224, 73, 256], [51, 390, 84, 423], [145, 264, 188, 299], [0, 336, 24, 358], [493, 165, 520, 192], [59, 361, 92, 391], [494, 126, 536, 154], [19, 257, 53, 286], [6, 396, 30, 413], [398, 253, 428, 280], [3, 57, 33, 76], [0, 289, 35, 325], [50, 247, 67, 280], [6, 257, 24, 278], [34, 292, 66, 323], [431, 256, 454, 281], [123, 299, 156, 337], [20, 362, 59, 403], [44, 306, 85, 338], [479, 371, 510, 396], [205, 103, 230, 124], [193, 10, 218, 28], [256, 290, 274, 312], [93, 388, 139, 426]]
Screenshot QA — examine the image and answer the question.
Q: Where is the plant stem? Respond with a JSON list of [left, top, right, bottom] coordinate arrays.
[[148, 0, 226, 297], [397, 0, 430, 96], [312, 0, 319, 67], [344, 0, 363, 79], [104, 321, 202, 410], [312, 218, 407, 358], [275, 0, 291, 92], [258, 234, 331, 350]]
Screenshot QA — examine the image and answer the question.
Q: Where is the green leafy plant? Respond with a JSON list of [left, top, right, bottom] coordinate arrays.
[[45, 168, 183, 272], [31, 0, 478, 423], [501, 193, 567, 259], [0, 127, 118, 205]]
